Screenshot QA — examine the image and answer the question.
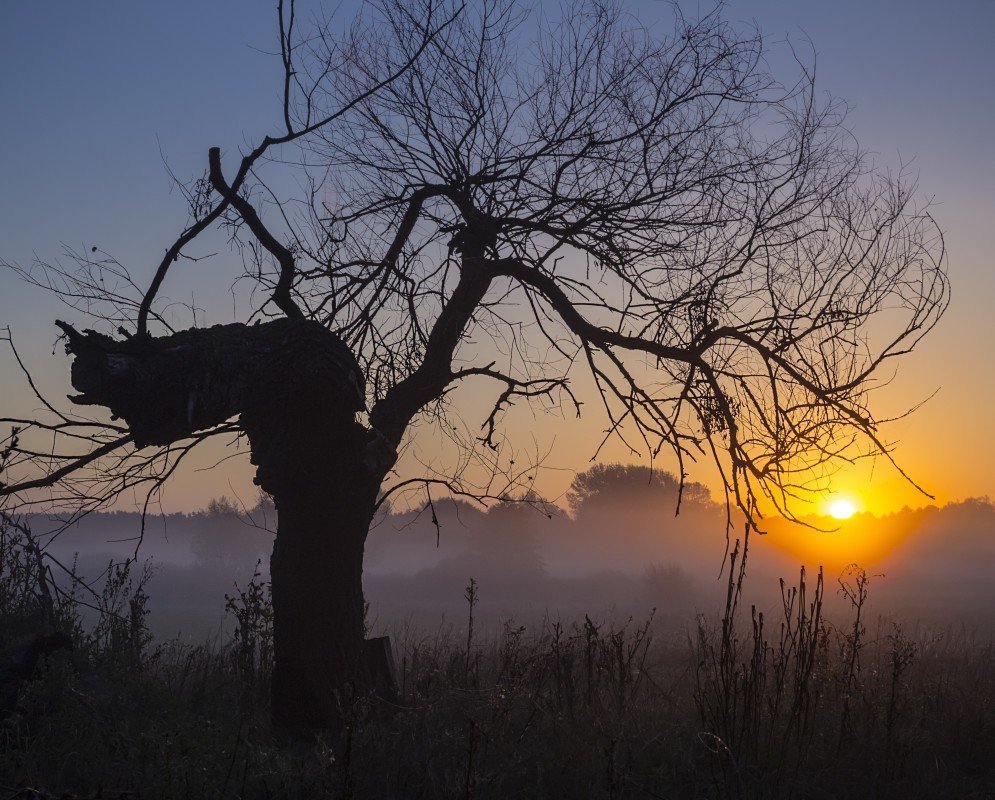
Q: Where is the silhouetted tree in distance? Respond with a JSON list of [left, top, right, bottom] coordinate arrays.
[[563, 464, 724, 573], [0, 0, 948, 730], [567, 464, 713, 517]]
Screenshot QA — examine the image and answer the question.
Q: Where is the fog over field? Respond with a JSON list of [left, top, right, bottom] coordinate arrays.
[[27, 465, 995, 642]]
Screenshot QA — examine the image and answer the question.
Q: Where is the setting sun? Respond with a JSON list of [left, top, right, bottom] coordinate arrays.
[[827, 497, 858, 519]]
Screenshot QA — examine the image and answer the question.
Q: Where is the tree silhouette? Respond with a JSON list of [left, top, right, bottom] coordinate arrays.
[[567, 464, 713, 517], [0, 0, 948, 729]]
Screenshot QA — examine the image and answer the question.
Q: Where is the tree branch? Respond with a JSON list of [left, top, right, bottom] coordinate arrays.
[[208, 148, 304, 320]]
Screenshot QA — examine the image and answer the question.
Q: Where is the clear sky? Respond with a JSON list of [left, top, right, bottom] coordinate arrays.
[[2, 0, 993, 515]]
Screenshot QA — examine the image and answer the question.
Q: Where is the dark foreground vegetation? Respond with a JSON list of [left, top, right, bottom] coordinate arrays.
[[2, 518, 993, 800]]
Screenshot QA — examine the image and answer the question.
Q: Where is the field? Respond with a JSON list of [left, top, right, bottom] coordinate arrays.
[[2, 519, 994, 799]]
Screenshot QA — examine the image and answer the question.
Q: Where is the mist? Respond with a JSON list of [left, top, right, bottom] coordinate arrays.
[[25, 465, 995, 642]]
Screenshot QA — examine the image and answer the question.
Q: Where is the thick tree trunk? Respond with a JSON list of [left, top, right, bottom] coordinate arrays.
[[269, 467, 378, 730], [58, 319, 396, 731]]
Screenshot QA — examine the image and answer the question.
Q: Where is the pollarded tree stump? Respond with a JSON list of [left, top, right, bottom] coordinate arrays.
[[59, 318, 395, 730], [59, 318, 364, 444]]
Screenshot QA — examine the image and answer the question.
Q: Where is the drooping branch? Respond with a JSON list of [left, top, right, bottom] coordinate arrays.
[[484, 250, 943, 520], [0, 434, 133, 497], [489, 257, 707, 369]]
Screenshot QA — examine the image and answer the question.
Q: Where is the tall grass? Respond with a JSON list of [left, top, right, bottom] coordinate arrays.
[[1, 517, 993, 798]]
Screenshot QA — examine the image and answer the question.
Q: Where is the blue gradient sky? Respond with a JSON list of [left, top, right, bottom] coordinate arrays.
[[1, 1, 993, 513]]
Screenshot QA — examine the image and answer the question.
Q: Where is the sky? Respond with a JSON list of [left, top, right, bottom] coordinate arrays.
[[1, 0, 993, 518]]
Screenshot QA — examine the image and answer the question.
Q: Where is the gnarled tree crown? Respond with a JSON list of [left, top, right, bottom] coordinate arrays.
[[1, 0, 948, 528]]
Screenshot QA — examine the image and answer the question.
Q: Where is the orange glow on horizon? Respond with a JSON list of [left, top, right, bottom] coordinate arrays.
[[761, 509, 916, 574]]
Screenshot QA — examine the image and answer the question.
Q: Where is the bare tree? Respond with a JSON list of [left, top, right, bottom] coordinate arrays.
[[0, 0, 947, 730]]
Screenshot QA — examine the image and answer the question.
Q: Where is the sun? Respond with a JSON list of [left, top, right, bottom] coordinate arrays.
[[826, 497, 858, 520]]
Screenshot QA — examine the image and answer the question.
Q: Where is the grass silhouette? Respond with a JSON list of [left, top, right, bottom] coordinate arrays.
[[1, 517, 993, 799]]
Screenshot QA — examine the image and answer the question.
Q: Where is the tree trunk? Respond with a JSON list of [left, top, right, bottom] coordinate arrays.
[[269, 465, 378, 731], [58, 319, 396, 730]]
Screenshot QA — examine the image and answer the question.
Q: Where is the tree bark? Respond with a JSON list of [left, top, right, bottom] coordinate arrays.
[[268, 453, 379, 730], [246, 387, 385, 732], [58, 319, 395, 730]]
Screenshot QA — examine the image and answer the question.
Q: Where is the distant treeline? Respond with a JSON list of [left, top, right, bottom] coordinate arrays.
[[18, 465, 995, 638]]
